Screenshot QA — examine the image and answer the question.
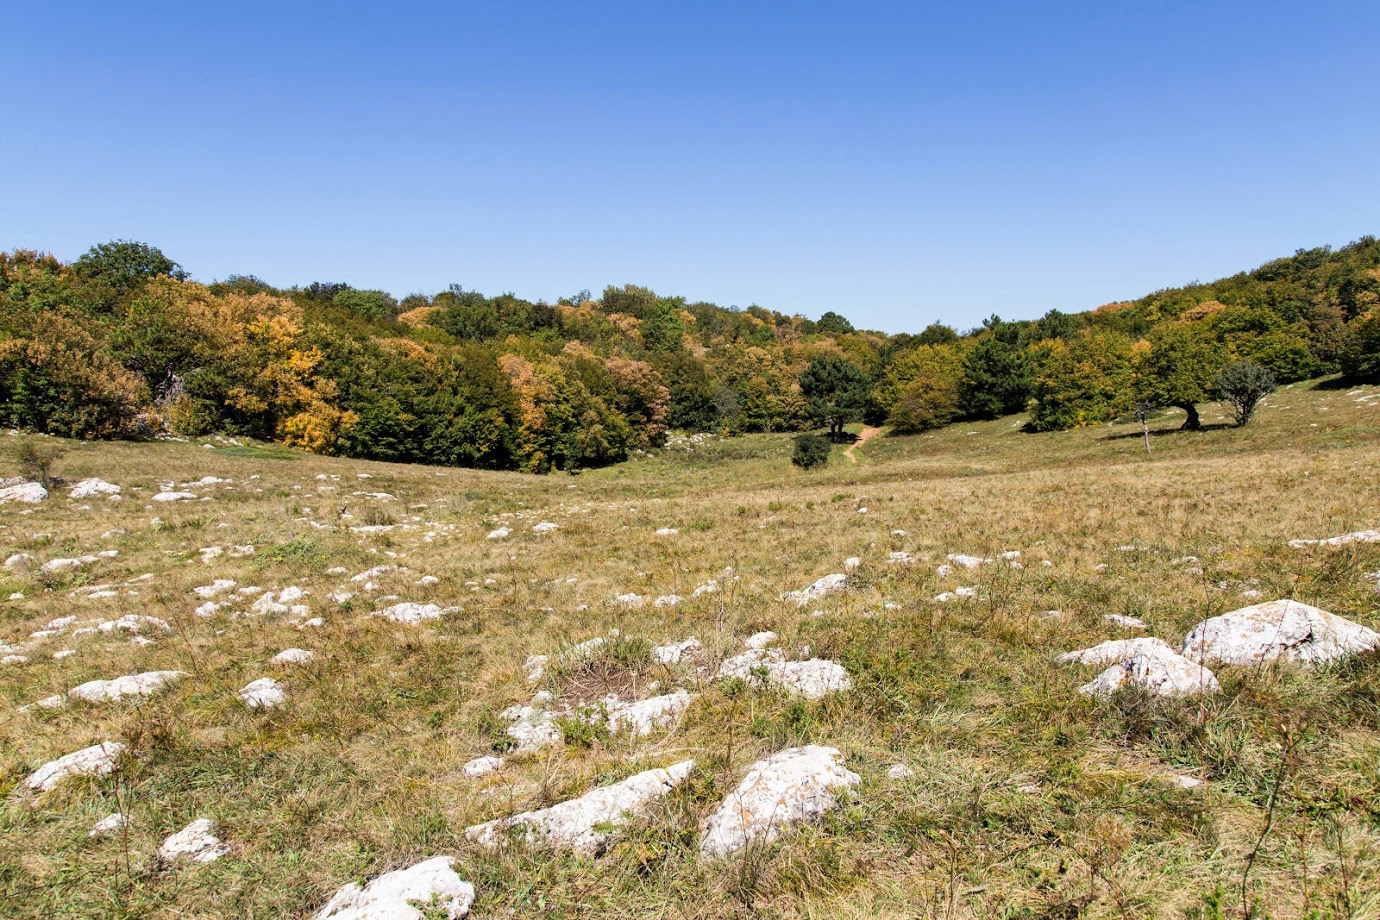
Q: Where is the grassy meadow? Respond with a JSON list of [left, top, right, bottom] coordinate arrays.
[[2, 378, 1379, 918]]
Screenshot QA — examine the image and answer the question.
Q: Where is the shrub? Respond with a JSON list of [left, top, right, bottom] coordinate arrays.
[[791, 432, 831, 469], [1215, 360, 1276, 427], [12, 439, 66, 487]]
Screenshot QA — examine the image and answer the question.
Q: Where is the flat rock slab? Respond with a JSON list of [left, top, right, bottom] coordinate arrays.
[[0, 481, 48, 503], [784, 574, 847, 607], [1183, 599, 1380, 666], [26, 742, 125, 793], [68, 670, 186, 704], [467, 760, 694, 855], [315, 855, 474, 919], [159, 818, 230, 863], [717, 649, 852, 700], [373, 602, 448, 624], [700, 745, 860, 858], [1288, 529, 1380, 548]]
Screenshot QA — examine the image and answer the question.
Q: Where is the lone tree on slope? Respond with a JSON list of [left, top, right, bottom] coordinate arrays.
[[798, 355, 869, 442]]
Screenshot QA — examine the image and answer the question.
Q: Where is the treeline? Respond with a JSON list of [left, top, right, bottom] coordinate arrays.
[[1, 238, 1378, 471]]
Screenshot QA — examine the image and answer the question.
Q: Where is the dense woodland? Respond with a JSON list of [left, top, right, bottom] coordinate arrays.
[[2, 238, 1378, 471]]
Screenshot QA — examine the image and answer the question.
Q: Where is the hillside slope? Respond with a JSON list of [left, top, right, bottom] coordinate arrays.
[[1, 380, 1378, 917]]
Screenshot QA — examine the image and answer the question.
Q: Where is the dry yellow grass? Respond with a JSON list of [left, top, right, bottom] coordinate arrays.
[[1, 379, 1378, 918]]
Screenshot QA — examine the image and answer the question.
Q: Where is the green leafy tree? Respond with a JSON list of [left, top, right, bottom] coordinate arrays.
[[816, 311, 854, 335], [1027, 329, 1132, 431], [881, 344, 963, 433], [915, 322, 958, 345], [798, 355, 868, 440], [74, 240, 185, 287], [1215, 360, 1276, 427], [1130, 322, 1221, 430], [1339, 309, 1380, 382], [332, 288, 398, 322]]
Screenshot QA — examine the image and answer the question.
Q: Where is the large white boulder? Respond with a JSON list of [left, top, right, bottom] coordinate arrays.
[[784, 574, 847, 607], [0, 481, 48, 503], [159, 818, 230, 863], [1182, 599, 1379, 666], [315, 855, 474, 919], [467, 760, 694, 855], [26, 742, 125, 792], [1078, 650, 1220, 698], [699, 746, 860, 858], [1058, 638, 1178, 668], [68, 670, 186, 704]]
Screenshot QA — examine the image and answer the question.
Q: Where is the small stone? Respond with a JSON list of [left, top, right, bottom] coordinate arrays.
[[239, 677, 287, 709], [159, 818, 229, 864]]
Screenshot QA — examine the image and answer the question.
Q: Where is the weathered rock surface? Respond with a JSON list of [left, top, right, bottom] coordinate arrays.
[[272, 648, 314, 665], [159, 818, 230, 863], [239, 677, 287, 709], [0, 481, 48, 503], [314, 855, 474, 919], [26, 742, 125, 792], [1182, 600, 1379, 666], [784, 573, 847, 607], [467, 760, 694, 855], [1078, 649, 1220, 698], [69, 478, 121, 499], [1288, 529, 1380, 548], [699, 746, 860, 858], [373, 602, 448, 625], [717, 649, 852, 700], [68, 670, 186, 704], [604, 691, 694, 737]]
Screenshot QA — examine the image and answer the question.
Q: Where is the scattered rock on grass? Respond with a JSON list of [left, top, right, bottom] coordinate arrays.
[[784, 573, 847, 607], [699, 746, 860, 858], [314, 855, 474, 919], [159, 818, 230, 864], [466, 760, 694, 855], [1182, 599, 1380, 666], [239, 677, 287, 709], [26, 742, 125, 793]]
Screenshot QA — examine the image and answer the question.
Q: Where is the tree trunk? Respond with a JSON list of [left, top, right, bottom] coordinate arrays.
[[1177, 402, 1201, 430]]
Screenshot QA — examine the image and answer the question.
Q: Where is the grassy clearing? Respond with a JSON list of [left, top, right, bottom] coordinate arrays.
[[1, 380, 1378, 918]]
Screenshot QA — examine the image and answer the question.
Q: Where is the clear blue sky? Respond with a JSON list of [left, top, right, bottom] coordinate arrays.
[[5, 1, 1377, 333]]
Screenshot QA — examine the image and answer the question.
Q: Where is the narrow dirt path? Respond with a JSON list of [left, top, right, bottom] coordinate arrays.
[[843, 426, 882, 463]]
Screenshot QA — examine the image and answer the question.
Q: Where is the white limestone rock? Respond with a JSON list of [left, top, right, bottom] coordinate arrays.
[[152, 491, 198, 502], [0, 481, 48, 503], [501, 699, 563, 753], [886, 763, 915, 781], [69, 478, 121, 499], [194, 579, 236, 598], [523, 654, 549, 683], [98, 614, 170, 635], [1058, 638, 1178, 668], [373, 602, 448, 624], [89, 812, 128, 837], [1104, 613, 1148, 630], [653, 594, 682, 608], [159, 818, 230, 864], [68, 670, 185, 704], [462, 755, 504, 778], [842, 556, 862, 573], [4, 552, 34, 569], [314, 855, 474, 919], [652, 637, 703, 665], [1079, 650, 1220, 698], [239, 677, 287, 709], [784, 573, 847, 607], [1182, 599, 1380, 666], [532, 521, 559, 534], [272, 648, 314, 665], [604, 691, 694, 737], [717, 649, 852, 700], [744, 631, 778, 650], [1288, 529, 1380, 548], [26, 741, 125, 792], [466, 760, 694, 855], [699, 745, 860, 858]]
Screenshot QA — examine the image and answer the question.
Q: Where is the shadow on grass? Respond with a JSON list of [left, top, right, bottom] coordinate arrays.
[[1101, 423, 1235, 441]]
